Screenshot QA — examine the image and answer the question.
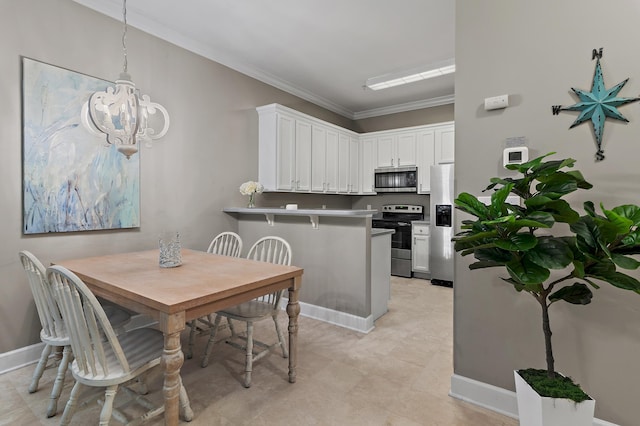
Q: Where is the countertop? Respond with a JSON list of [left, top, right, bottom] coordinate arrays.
[[223, 207, 377, 217], [371, 229, 395, 236]]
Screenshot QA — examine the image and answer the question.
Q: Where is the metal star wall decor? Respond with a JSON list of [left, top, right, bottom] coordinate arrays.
[[552, 48, 640, 161]]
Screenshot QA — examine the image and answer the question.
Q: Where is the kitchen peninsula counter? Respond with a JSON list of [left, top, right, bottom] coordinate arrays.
[[224, 207, 390, 332]]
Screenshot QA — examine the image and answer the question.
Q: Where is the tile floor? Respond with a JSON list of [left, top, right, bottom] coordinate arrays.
[[0, 277, 518, 425]]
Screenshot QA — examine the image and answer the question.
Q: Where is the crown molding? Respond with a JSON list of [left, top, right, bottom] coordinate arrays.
[[352, 95, 455, 120], [73, 0, 454, 121]]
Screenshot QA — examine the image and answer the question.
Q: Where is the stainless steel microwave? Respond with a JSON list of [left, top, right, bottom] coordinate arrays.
[[374, 166, 418, 192]]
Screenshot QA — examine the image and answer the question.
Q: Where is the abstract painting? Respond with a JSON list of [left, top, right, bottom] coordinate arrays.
[[22, 57, 140, 234]]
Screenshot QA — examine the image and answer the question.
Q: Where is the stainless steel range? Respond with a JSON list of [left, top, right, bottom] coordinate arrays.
[[372, 204, 424, 278]]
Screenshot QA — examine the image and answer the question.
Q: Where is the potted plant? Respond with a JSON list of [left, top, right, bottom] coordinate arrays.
[[453, 153, 640, 425]]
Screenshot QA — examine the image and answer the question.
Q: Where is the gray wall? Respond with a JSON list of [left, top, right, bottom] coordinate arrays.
[[1, 0, 450, 355], [455, 1, 640, 424], [0, 0, 355, 353]]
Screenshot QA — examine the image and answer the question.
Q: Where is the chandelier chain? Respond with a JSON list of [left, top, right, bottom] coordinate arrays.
[[122, 0, 128, 73]]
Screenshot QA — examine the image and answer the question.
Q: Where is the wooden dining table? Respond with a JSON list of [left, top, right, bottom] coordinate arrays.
[[55, 248, 303, 425]]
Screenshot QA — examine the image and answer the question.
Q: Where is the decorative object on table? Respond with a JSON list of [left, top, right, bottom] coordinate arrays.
[[159, 231, 182, 268], [80, 0, 169, 159], [21, 57, 140, 234], [453, 153, 640, 425], [552, 48, 640, 162], [239, 180, 264, 208]]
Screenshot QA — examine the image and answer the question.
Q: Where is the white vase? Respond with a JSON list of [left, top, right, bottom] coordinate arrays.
[[514, 370, 595, 426]]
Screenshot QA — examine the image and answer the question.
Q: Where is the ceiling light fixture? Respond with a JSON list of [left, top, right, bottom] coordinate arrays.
[[365, 59, 456, 91], [81, 0, 169, 159]]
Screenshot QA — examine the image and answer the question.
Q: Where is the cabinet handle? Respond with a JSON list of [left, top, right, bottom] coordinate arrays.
[[397, 157, 400, 165], [391, 158, 394, 166]]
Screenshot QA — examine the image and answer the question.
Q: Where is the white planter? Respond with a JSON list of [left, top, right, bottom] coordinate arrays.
[[514, 370, 595, 426]]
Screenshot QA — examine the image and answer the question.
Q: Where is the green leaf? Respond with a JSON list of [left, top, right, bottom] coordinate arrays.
[[490, 183, 514, 217], [570, 217, 598, 250], [611, 253, 640, 270], [572, 260, 585, 278], [612, 204, 640, 226], [512, 152, 556, 174], [535, 173, 579, 199], [600, 203, 634, 234], [494, 233, 538, 251], [525, 194, 553, 208], [526, 237, 574, 269], [524, 211, 556, 228], [621, 229, 640, 248], [455, 193, 490, 219], [549, 283, 593, 305], [474, 248, 514, 263], [545, 200, 580, 223], [482, 215, 516, 226], [583, 201, 597, 217], [585, 261, 640, 292], [565, 170, 593, 189], [506, 257, 550, 286], [469, 260, 506, 269]]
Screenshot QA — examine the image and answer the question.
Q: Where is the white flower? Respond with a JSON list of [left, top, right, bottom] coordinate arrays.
[[239, 180, 264, 195]]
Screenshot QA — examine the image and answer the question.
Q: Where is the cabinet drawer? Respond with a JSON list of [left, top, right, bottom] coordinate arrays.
[[412, 224, 429, 235]]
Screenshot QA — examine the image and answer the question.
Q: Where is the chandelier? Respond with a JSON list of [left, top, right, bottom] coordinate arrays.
[[81, 0, 169, 158]]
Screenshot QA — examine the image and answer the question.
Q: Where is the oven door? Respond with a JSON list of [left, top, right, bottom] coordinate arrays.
[[373, 220, 412, 249]]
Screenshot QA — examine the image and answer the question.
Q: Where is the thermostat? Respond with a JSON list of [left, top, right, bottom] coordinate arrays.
[[503, 147, 528, 167]]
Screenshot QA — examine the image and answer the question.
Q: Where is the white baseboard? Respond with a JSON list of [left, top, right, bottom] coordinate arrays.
[[281, 298, 374, 333], [449, 374, 619, 426], [0, 342, 44, 375]]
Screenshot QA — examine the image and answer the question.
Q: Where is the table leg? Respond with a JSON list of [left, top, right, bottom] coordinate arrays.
[[160, 312, 186, 426], [286, 276, 302, 383]]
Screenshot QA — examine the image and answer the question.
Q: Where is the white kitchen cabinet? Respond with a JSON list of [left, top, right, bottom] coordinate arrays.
[[435, 123, 455, 164], [416, 129, 435, 193], [258, 104, 453, 195], [375, 130, 417, 168], [311, 125, 327, 192], [257, 105, 312, 191], [294, 121, 312, 190], [338, 133, 350, 192], [360, 136, 377, 194], [311, 124, 339, 193], [325, 129, 339, 192], [412, 222, 430, 278], [348, 136, 359, 193]]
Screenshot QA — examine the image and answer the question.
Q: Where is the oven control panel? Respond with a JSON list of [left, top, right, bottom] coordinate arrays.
[[381, 204, 423, 214]]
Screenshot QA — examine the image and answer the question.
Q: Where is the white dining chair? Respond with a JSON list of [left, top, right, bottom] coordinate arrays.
[[200, 236, 291, 388], [19, 250, 133, 418], [46, 265, 193, 425], [185, 232, 243, 359]]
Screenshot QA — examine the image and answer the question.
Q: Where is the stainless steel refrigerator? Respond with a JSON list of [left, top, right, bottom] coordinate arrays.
[[429, 164, 454, 287]]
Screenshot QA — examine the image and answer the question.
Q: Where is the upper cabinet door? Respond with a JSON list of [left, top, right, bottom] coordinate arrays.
[[348, 136, 359, 193], [360, 137, 377, 194], [376, 135, 395, 167], [338, 133, 350, 193], [435, 125, 455, 164], [396, 131, 417, 166], [375, 131, 417, 168], [295, 120, 312, 191], [325, 129, 339, 192], [416, 129, 435, 193], [276, 114, 296, 191], [311, 125, 327, 192]]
